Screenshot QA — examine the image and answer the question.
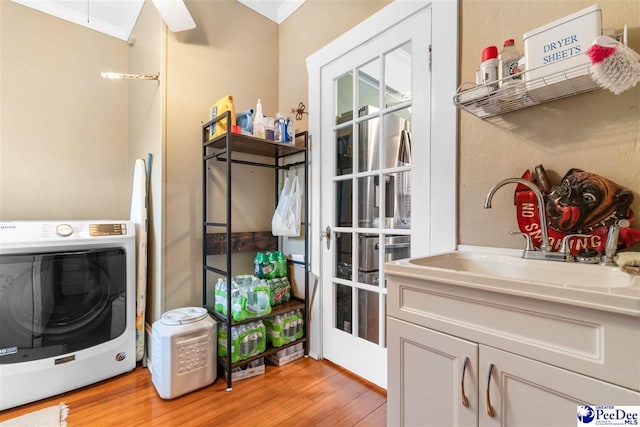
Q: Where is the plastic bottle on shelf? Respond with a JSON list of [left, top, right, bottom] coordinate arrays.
[[274, 113, 283, 142], [498, 39, 523, 88], [253, 99, 265, 139], [214, 278, 225, 314], [287, 311, 296, 341], [239, 325, 249, 359], [275, 251, 287, 278], [480, 46, 499, 91], [285, 117, 294, 143], [268, 315, 283, 347], [230, 325, 240, 363], [296, 309, 304, 339]]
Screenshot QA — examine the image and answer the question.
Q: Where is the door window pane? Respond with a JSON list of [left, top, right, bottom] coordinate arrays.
[[358, 288, 379, 344], [384, 171, 411, 229], [335, 180, 352, 228], [358, 58, 380, 111], [357, 176, 379, 228], [335, 283, 352, 333], [335, 232, 352, 281], [335, 128, 353, 176], [358, 117, 380, 173], [336, 73, 353, 124], [382, 108, 412, 170], [357, 233, 378, 286], [384, 41, 412, 108], [358, 234, 410, 287], [382, 235, 411, 263]]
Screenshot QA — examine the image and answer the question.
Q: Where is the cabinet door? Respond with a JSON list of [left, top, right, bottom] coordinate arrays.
[[388, 317, 478, 427], [480, 345, 640, 427]]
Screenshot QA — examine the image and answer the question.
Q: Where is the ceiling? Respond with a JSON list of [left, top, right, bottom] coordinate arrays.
[[10, 0, 145, 41], [237, 0, 305, 24], [10, 0, 306, 42]]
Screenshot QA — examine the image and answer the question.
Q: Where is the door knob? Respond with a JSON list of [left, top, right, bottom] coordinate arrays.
[[320, 226, 331, 250]]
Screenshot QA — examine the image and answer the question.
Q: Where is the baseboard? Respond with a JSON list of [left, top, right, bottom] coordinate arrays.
[[144, 322, 153, 373]]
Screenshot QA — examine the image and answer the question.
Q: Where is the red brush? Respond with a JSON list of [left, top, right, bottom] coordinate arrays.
[[585, 35, 640, 95]]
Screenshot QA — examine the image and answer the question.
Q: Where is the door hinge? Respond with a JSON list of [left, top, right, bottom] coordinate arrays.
[[428, 44, 432, 72]]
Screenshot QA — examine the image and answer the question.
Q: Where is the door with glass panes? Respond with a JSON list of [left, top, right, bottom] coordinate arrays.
[[320, 7, 431, 388]]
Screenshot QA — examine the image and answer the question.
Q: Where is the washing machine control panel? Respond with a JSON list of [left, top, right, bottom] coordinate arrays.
[[89, 223, 127, 236], [55, 224, 74, 237]]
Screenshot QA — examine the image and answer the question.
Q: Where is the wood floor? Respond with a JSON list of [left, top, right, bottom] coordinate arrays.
[[0, 357, 387, 426]]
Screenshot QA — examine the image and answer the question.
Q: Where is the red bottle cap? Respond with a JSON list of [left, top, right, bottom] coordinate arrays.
[[482, 46, 498, 62], [503, 39, 515, 47]]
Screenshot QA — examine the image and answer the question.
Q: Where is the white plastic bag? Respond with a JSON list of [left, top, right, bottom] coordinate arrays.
[[271, 176, 301, 236]]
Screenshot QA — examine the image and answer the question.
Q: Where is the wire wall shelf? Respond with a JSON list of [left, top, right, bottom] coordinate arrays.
[[454, 62, 600, 119]]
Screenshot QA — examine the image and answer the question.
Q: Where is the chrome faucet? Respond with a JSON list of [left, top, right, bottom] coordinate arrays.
[[484, 178, 552, 253], [483, 178, 582, 261], [600, 219, 630, 266]]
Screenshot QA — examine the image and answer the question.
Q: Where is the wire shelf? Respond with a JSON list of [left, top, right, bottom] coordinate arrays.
[[453, 62, 600, 119]]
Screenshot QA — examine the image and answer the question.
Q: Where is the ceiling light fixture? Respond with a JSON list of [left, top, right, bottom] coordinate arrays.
[[101, 72, 159, 81]]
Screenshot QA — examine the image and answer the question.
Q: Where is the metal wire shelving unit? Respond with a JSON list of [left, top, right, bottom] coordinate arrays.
[[202, 111, 309, 390]]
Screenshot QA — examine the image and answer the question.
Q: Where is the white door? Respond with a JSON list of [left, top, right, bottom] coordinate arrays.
[[307, 1, 458, 388], [319, 7, 430, 389]]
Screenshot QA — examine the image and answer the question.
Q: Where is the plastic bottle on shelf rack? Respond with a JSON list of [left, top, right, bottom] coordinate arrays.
[[498, 39, 523, 88], [274, 113, 283, 142], [480, 46, 499, 91], [253, 99, 265, 139], [285, 117, 294, 143], [265, 315, 284, 347]]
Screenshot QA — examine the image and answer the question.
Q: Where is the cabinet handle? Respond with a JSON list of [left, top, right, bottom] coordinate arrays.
[[485, 362, 496, 418], [460, 356, 470, 408]]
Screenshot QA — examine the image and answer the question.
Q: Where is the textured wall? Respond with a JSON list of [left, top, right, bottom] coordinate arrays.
[[163, 0, 280, 311], [278, 0, 391, 134], [277, 0, 391, 255], [0, 1, 130, 220], [128, 1, 165, 322], [459, 0, 640, 249]]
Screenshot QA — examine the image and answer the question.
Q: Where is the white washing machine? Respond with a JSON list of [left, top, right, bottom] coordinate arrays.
[[151, 307, 216, 399]]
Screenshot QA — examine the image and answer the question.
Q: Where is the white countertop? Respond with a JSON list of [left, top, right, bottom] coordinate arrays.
[[385, 246, 640, 317]]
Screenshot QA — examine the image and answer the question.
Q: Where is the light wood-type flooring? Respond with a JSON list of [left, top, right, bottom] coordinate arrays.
[[0, 357, 387, 426]]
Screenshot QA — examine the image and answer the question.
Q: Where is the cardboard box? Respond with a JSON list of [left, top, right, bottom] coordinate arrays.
[[287, 254, 306, 299], [224, 358, 265, 382], [267, 349, 304, 367], [523, 4, 601, 93]]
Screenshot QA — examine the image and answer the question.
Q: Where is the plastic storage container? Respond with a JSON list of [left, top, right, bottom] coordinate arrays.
[[523, 4, 601, 93], [208, 95, 235, 140], [151, 307, 216, 399]]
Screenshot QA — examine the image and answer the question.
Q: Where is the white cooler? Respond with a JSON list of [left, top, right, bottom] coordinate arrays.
[[151, 307, 217, 399]]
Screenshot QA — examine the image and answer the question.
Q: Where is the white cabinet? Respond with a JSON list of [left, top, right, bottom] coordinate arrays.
[[387, 274, 640, 427], [480, 346, 640, 427], [388, 317, 477, 426]]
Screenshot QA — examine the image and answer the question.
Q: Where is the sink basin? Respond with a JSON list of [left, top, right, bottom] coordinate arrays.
[[409, 251, 636, 288], [385, 249, 640, 316]]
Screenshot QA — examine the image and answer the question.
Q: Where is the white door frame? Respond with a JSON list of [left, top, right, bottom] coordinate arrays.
[[306, 0, 458, 361]]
